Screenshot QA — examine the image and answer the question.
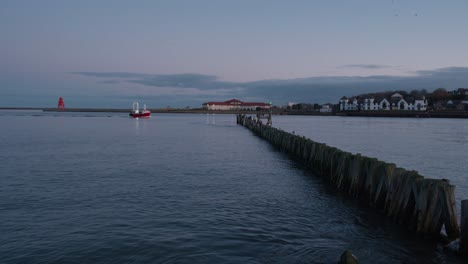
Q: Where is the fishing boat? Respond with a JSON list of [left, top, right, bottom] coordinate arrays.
[[129, 102, 151, 118]]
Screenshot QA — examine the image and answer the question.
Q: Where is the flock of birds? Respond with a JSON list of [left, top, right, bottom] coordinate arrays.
[[392, 0, 420, 17]]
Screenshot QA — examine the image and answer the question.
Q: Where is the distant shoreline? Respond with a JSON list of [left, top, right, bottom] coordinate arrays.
[[1, 107, 467, 118], [335, 110, 468, 118], [0, 107, 278, 115]]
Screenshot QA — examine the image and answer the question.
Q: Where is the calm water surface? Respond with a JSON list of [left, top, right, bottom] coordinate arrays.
[[0, 111, 466, 263]]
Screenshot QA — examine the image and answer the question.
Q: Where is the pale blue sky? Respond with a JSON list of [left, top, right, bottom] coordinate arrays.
[[2, 0, 468, 107]]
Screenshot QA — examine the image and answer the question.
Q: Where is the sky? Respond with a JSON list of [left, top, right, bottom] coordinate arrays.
[[2, 0, 468, 108]]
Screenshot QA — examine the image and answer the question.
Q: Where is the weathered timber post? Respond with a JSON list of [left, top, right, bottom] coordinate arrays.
[[461, 199, 468, 256], [339, 250, 359, 264], [441, 181, 460, 239]]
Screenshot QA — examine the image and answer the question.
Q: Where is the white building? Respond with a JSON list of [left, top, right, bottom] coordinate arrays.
[[202, 99, 271, 111], [339, 97, 357, 111], [320, 104, 333, 113], [339, 93, 427, 111]]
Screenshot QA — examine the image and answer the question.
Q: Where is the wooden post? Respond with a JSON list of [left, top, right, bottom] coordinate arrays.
[[339, 250, 359, 264], [461, 199, 468, 256]]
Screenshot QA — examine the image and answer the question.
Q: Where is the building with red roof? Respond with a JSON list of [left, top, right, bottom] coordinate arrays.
[[202, 99, 271, 111]]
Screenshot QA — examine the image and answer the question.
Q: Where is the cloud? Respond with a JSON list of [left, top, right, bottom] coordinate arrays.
[[97, 80, 121, 84], [341, 64, 391, 69], [72, 72, 150, 79], [128, 73, 226, 90], [72, 67, 468, 105], [73, 72, 233, 90], [412, 67, 468, 77]]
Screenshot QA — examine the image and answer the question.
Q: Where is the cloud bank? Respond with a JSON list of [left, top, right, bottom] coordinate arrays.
[[73, 67, 468, 105], [341, 64, 391, 69]]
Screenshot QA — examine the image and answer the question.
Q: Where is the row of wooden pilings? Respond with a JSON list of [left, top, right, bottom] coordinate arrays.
[[237, 114, 467, 256]]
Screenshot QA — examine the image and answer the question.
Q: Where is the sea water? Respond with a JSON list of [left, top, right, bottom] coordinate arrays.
[[0, 111, 466, 263]]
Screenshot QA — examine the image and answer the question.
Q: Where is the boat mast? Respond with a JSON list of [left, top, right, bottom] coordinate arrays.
[[133, 102, 139, 113]]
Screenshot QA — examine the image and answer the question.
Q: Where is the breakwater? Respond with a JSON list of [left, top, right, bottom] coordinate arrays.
[[237, 114, 462, 240]]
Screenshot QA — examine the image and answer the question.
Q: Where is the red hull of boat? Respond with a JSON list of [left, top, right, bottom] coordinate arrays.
[[129, 112, 151, 118]]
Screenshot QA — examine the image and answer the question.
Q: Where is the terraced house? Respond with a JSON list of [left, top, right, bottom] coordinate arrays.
[[339, 93, 428, 111]]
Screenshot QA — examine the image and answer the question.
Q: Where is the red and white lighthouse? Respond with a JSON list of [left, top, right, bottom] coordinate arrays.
[[57, 97, 65, 111]]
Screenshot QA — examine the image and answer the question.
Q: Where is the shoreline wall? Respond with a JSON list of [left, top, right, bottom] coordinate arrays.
[[237, 114, 461, 239]]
